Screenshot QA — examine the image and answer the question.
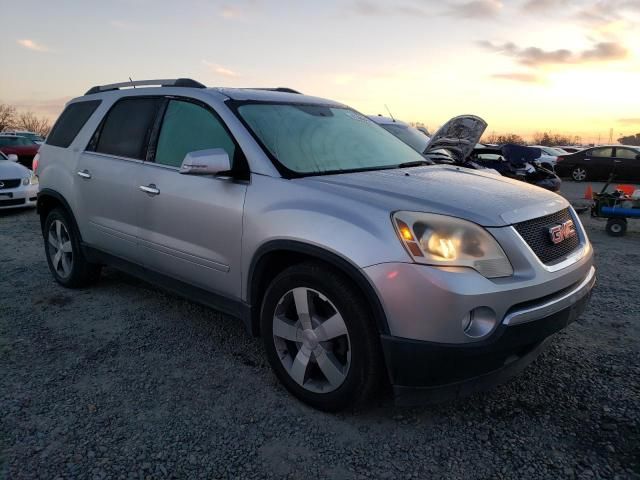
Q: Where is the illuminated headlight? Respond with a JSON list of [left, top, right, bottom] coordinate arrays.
[[393, 212, 513, 278], [22, 173, 38, 186]]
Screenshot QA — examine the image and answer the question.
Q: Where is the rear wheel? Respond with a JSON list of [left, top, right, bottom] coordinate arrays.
[[605, 218, 627, 237], [260, 262, 383, 411], [43, 208, 101, 287], [571, 166, 587, 182]]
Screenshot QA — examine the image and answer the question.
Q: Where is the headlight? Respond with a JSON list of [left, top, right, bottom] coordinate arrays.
[[393, 211, 513, 278], [23, 173, 38, 185]]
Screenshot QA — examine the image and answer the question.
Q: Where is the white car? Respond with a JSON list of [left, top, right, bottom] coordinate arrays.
[[529, 145, 569, 169], [0, 151, 38, 209]]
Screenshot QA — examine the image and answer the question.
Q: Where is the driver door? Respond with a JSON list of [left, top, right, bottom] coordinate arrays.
[[137, 98, 248, 299]]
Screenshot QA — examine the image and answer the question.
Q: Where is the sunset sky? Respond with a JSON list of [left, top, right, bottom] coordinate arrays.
[[1, 0, 639, 142]]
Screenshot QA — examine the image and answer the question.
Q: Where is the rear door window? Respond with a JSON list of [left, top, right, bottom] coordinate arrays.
[[589, 147, 613, 157], [47, 100, 101, 148], [615, 148, 639, 159], [93, 97, 162, 160], [154, 100, 236, 168]]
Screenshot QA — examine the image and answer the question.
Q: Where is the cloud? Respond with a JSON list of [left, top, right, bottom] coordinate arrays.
[[522, 0, 569, 12], [491, 72, 542, 83], [617, 118, 640, 126], [352, 0, 503, 19], [202, 60, 240, 78], [10, 97, 72, 119], [110, 20, 141, 30], [16, 39, 49, 52], [351, 1, 428, 17], [449, 0, 503, 18], [220, 6, 242, 18], [479, 40, 628, 66]]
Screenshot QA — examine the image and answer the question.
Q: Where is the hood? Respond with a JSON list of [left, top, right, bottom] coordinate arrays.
[[425, 115, 487, 162], [299, 165, 568, 227], [0, 160, 31, 178]]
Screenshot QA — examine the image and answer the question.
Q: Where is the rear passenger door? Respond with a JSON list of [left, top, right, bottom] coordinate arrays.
[[613, 147, 640, 181], [137, 98, 248, 299], [76, 97, 163, 261], [585, 147, 614, 179]]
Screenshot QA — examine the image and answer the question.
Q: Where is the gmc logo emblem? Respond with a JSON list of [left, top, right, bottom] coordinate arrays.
[[549, 220, 577, 244]]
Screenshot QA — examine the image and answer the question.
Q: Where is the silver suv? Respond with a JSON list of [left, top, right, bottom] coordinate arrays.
[[37, 79, 595, 411]]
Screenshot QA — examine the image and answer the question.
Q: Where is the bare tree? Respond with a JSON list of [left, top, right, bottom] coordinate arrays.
[[16, 111, 52, 137], [0, 104, 17, 132], [532, 132, 572, 146], [618, 133, 640, 146], [482, 132, 526, 145]]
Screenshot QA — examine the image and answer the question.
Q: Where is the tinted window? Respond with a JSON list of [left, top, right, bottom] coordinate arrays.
[[589, 147, 613, 157], [0, 138, 13, 146], [154, 100, 235, 168], [615, 148, 639, 159], [95, 97, 161, 159], [47, 100, 101, 148], [17, 137, 34, 146]]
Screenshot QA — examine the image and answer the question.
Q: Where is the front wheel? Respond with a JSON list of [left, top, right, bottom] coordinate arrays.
[[571, 166, 588, 182], [43, 208, 101, 287], [606, 218, 627, 237], [260, 262, 383, 411]]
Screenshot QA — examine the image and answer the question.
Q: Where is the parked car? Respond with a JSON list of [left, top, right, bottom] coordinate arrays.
[[554, 145, 640, 182], [0, 135, 40, 169], [368, 115, 430, 153], [0, 150, 38, 209], [528, 145, 568, 169], [37, 78, 595, 411], [557, 146, 584, 154], [1, 130, 46, 144]]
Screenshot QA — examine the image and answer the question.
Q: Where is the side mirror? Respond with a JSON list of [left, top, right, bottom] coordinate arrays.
[[179, 148, 231, 175], [7, 154, 18, 162]]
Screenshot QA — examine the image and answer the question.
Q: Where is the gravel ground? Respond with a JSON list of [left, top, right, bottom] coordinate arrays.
[[1, 200, 639, 479]]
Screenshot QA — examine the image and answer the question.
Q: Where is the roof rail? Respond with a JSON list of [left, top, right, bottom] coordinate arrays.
[[245, 87, 302, 94], [85, 78, 206, 95]]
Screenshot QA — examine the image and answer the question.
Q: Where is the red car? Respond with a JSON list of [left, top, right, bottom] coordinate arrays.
[[0, 136, 40, 169]]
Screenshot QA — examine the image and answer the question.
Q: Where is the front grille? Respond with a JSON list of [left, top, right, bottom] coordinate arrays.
[[514, 208, 580, 265], [0, 179, 21, 189], [0, 198, 26, 207]]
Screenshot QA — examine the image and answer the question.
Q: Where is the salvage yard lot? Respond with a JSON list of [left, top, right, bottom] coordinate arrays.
[[1, 185, 639, 479]]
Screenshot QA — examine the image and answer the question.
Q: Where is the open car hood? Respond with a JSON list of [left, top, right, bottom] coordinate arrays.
[[424, 115, 487, 163]]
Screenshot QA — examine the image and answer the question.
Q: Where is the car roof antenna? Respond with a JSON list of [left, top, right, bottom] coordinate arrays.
[[385, 104, 395, 122], [129, 77, 136, 88]]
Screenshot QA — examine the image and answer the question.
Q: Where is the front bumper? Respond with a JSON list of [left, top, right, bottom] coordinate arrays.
[[0, 184, 38, 209], [383, 285, 592, 406]]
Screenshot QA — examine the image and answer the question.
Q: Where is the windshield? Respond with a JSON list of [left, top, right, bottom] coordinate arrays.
[[380, 123, 430, 154], [237, 103, 425, 175], [0, 151, 7, 160]]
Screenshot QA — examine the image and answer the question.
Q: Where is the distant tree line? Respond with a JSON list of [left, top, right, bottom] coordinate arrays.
[[618, 133, 640, 146], [0, 104, 52, 137]]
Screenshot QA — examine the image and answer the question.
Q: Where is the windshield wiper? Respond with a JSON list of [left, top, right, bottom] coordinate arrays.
[[397, 160, 433, 169]]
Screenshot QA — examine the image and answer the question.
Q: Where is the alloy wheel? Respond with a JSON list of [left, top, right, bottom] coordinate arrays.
[[48, 220, 73, 279], [572, 167, 587, 181], [272, 287, 351, 393]]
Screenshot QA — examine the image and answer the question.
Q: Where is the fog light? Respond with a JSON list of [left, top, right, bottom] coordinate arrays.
[[462, 307, 497, 338]]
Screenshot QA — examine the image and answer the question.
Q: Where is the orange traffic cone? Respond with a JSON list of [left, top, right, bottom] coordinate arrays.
[[584, 184, 593, 200]]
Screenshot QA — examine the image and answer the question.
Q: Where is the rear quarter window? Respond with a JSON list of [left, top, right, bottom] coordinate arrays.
[[47, 100, 102, 148]]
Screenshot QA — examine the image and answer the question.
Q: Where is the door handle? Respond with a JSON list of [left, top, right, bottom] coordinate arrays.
[[139, 184, 160, 195], [77, 169, 91, 179], [614, 160, 622, 163]]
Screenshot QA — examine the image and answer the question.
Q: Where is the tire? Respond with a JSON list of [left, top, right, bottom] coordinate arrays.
[[260, 262, 383, 411], [571, 166, 588, 182], [605, 218, 627, 237], [43, 208, 101, 287]]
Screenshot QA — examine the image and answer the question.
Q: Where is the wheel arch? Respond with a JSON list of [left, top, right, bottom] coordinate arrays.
[[37, 189, 81, 238], [247, 240, 390, 337]]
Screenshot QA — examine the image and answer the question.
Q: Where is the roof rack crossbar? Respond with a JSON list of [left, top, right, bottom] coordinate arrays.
[[85, 78, 206, 95]]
